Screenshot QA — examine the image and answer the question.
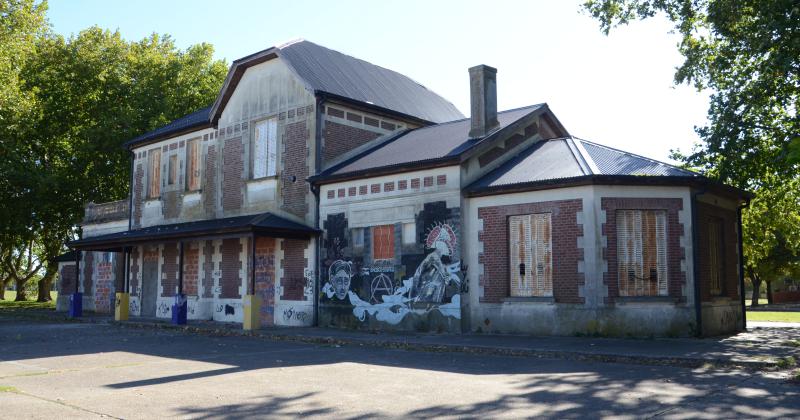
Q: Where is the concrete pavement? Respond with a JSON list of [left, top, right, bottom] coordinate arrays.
[[112, 318, 800, 370], [1, 321, 799, 419]]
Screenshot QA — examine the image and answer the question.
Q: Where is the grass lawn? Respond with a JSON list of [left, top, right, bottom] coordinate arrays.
[[744, 298, 770, 306], [747, 311, 800, 323], [0, 291, 58, 310]]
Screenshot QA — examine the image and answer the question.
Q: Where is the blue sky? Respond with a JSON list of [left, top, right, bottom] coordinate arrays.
[[47, 0, 708, 163]]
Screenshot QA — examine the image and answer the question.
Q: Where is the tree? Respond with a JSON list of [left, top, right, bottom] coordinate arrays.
[[15, 27, 228, 301], [0, 0, 49, 300], [584, 0, 800, 303], [1, 6, 227, 301]]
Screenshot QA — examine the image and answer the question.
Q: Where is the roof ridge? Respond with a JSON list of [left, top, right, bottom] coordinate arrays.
[[406, 103, 546, 133], [574, 137, 698, 176]]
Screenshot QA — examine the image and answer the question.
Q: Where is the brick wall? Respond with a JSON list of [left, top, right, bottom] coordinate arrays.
[[222, 137, 243, 212], [60, 264, 76, 294], [478, 199, 584, 303], [255, 237, 276, 325], [281, 121, 309, 218], [204, 145, 217, 215], [133, 163, 144, 227], [696, 202, 739, 301], [323, 121, 380, 162], [220, 238, 242, 299], [183, 246, 199, 296], [162, 190, 182, 219], [601, 197, 685, 302], [94, 261, 113, 312], [281, 239, 308, 300]]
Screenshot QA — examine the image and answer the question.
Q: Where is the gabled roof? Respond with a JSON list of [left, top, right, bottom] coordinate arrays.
[[124, 107, 211, 148], [67, 212, 319, 251], [313, 104, 560, 182], [211, 40, 464, 125], [125, 40, 465, 149]]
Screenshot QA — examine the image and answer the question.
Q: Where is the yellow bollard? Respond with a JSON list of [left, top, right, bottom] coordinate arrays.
[[242, 294, 261, 331], [115, 292, 129, 321]]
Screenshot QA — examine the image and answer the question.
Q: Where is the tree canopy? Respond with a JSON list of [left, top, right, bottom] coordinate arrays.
[[583, 0, 800, 300], [0, 0, 228, 300]]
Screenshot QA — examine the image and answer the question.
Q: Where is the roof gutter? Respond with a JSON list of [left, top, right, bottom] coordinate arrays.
[[308, 156, 460, 186], [123, 122, 212, 150], [466, 175, 752, 201]]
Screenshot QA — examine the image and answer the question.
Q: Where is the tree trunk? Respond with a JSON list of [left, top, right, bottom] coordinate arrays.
[[750, 274, 761, 307], [14, 278, 28, 301], [37, 266, 56, 302], [766, 279, 774, 305], [0, 280, 5, 300]]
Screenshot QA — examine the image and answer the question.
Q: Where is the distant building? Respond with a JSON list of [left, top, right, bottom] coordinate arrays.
[[62, 40, 749, 336]]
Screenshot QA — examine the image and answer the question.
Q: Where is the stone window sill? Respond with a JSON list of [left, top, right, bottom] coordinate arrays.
[[615, 296, 678, 304], [503, 296, 555, 304], [249, 176, 279, 183]]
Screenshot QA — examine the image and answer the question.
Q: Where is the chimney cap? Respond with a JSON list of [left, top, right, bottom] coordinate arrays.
[[468, 64, 497, 74]]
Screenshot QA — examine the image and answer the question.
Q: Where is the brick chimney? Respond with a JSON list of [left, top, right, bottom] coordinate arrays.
[[468, 64, 499, 138]]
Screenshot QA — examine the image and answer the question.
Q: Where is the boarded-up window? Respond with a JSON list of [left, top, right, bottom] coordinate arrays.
[[509, 213, 553, 297], [148, 148, 161, 198], [186, 138, 201, 191], [168, 154, 178, 185], [616, 210, 668, 296], [708, 217, 724, 295], [372, 225, 395, 260], [253, 118, 278, 179]]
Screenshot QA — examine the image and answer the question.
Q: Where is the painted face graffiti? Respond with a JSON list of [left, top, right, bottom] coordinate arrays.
[[329, 260, 352, 300]]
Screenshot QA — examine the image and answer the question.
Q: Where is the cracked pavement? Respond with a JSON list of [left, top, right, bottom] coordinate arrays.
[[0, 321, 798, 419]]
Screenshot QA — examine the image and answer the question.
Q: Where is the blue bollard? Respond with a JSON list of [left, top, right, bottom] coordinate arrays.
[[69, 292, 83, 317], [171, 294, 187, 325]]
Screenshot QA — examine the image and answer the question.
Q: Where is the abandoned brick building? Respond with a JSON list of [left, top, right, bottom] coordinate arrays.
[[59, 39, 750, 336]]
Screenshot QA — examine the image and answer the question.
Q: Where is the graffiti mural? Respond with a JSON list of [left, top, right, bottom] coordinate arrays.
[[327, 260, 353, 299], [320, 201, 464, 331]]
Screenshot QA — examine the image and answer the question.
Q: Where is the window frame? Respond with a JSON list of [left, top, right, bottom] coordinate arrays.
[[508, 212, 553, 298], [167, 154, 178, 186], [707, 217, 725, 296], [251, 117, 278, 180], [615, 209, 668, 297], [372, 224, 395, 261], [147, 148, 161, 199], [185, 137, 202, 192]]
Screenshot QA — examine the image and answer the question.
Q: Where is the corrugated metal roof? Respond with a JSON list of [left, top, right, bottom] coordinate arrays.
[[128, 40, 466, 148], [469, 137, 698, 190], [471, 139, 586, 188], [67, 212, 318, 250], [327, 105, 543, 176], [125, 106, 211, 148], [279, 40, 464, 123], [576, 139, 697, 177]]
